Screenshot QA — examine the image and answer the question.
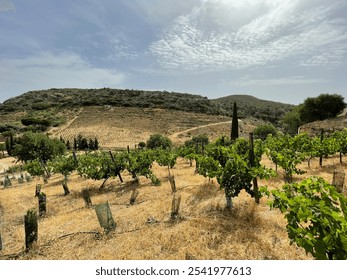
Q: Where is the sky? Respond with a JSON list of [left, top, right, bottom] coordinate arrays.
[[1, 0, 347, 105]]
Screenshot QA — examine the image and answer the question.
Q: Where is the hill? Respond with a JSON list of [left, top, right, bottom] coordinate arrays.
[[214, 94, 294, 124], [0, 88, 293, 123], [0, 88, 225, 116], [0, 89, 294, 149], [299, 115, 347, 136]]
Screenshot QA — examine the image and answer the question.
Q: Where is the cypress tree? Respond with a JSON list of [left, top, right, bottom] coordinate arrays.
[[88, 138, 95, 150], [94, 138, 99, 150], [231, 102, 239, 141], [5, 137, 11, 156], [66, 140, 71, 150], [73, 138, 78, 150]]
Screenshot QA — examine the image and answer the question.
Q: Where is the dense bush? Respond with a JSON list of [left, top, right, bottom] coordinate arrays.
[[146, 134, 172, 150], [299, 94, 345, 123], [253, 124, 277, 140], [13, 132, 67, 163], [184, 134, 209, 147]]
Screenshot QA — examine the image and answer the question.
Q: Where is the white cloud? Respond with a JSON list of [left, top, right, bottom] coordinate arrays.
[[0, 0, 15, 12], [0, 52, 126, 96], [109, 35, 139, 60], [228, 75, 329, 87], [123, 0, 200, 28], [149, 0, 347, 72]]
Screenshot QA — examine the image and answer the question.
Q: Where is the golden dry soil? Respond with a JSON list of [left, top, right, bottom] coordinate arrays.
[[0, 153, 346, 260], [48, 106, 263, 148]]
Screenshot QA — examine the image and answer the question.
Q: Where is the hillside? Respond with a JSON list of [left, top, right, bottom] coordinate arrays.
[[299, 114, 347, 136], [0, 88, 293, 125], [215, 94, 294, 124]]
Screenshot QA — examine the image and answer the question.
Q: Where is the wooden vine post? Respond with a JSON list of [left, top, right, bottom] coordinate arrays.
[[38, 192, 47, 217], [319, 129, 324, 167], [82, 188, 92, 208], [129, 189, 139, 205], [35, 184, 42, 197], [109, 151, 123, 183], [332, 170, 345, 193], [249, 133, 260, 203], [168, 175, 177, 193], [171, 194, 181, 220], [62, 177, 70, 195], [4, 175, 11, 188], [24, 209, 38, 250], [0, 233, 2, 251], [95, 202, 116, 233]]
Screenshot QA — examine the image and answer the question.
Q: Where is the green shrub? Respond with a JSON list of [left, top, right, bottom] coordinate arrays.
[[146, 134, 172, 150], [184, 134, 209, 147], [253, 124, 277, 140]]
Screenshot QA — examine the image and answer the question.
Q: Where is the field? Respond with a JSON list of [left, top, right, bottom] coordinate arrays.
[[0, 106, 346, 260], [48, 106, 263, 148], [1, 151, 346, 260]]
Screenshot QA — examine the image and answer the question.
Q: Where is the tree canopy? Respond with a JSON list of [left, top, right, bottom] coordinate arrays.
[[13, 132, 66, 162], [299, 94, 345, 124], [146, 134, 172, 150]]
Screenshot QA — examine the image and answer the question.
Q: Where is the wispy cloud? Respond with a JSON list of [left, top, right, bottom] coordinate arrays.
[[228, 75, 329, 87], [149, 0, 347, 72], [0, 52, 126, 99], [0, 0, 15, 12]]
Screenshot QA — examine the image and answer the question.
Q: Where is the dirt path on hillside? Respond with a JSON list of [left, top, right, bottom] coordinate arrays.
[[49, 108, 83, 137], [169, 121, 231, 143]]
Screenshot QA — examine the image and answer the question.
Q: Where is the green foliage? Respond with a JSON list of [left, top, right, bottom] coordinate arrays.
[[0, 142, 5, 155], [146, 134, 172, 150], [138, 141, 146, 149], [266, 177, 347, 260], [264, 134, 306, 182], [49, 155, 78, 177], [299, 94, 345, 124], [21, 116, 52, 127], [312, 134, 338, 159], [155, 149, 178, 169], [331, 129, 347, 162], [0, 88, 225, 116], [215, 94, 294, 125], [253, 124, 277, 140], [77, 151, 126, 189], [184, 134, 209, 147], [126, 150, 159, 184], [31, 102, 52, 110], [195, 155, 221, 180], [191, 137, 274, 208], [72, 134, 99, 151], [24, 159, 45, 177], [13, 132, 67, 163], [281, 105, 303, 135], [5, 134, 15, 156], [0, 124, 18, 134]]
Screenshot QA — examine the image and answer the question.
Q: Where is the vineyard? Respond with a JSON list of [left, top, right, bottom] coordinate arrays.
[[1, 127, 347, 260]]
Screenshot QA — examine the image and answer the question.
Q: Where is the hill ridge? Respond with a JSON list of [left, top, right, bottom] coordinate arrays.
[[0, 88, 293, 125]]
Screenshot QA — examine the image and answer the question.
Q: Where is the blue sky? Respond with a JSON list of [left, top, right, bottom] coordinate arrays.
[[1, 0, 347, 105]]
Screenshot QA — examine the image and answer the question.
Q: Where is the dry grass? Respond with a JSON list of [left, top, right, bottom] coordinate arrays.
[[1, 106, 346, 260], [51, 106, 266, 149], [2, 154, 345, 260]]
